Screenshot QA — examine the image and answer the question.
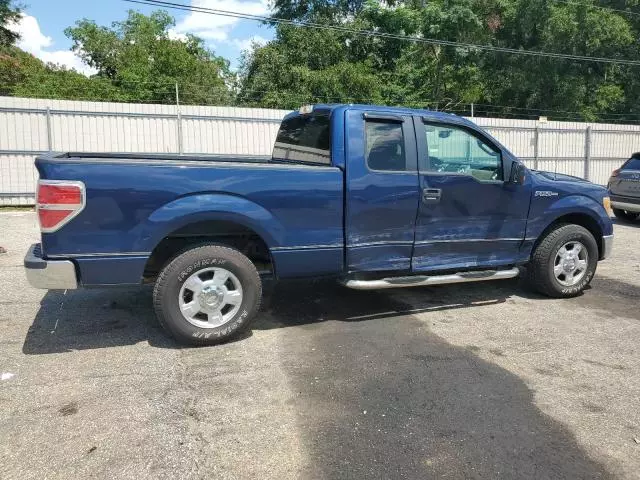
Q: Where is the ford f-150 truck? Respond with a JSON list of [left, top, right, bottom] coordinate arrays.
[[25, 104, 614, 345]]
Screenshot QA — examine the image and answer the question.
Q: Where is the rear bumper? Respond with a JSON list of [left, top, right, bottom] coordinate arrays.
[[24, 243, 78, 290], [602, 235, 614, 260], [611, 200, 640, 213]]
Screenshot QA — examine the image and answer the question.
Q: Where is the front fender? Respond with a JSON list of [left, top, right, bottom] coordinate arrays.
[[136, 193, 286, 252], [527, 194, 612, 240]]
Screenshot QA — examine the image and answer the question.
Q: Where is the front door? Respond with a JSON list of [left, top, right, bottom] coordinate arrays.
[[412, 117, 532, 272]]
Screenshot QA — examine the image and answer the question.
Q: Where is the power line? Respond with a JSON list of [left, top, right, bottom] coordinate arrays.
[[550, 0, 640, 18], [16, 74, 640, 120], [122, 0, 640, 67]]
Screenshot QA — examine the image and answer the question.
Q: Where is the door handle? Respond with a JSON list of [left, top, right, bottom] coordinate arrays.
[[423, 188, 442, 203]]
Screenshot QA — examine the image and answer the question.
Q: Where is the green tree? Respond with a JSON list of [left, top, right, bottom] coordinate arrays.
[[65, 10, 234, 104], [239, 22, 386, 108], [0, 0, 20, 46], [0, 45, 121, 99], [240, 0, 640, 122]]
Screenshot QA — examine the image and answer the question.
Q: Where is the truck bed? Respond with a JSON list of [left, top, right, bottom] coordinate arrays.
[[35, 152, 345, 285]]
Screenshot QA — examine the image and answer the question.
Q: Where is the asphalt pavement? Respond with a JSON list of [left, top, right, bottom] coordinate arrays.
[[0, 210, 638, 479]]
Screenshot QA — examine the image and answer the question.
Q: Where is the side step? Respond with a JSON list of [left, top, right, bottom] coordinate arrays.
[[341, 268, 520, 291]]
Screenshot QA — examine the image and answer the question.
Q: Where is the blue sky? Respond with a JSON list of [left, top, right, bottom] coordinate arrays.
[[11, 0, 275, 73]]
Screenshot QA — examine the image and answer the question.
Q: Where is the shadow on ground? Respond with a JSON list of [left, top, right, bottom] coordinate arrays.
[[276, 316, 615, 479], [23, 273, 638, 355], [262, 281, 616, 479], [21, 287, 177, 354], [23, 278, 523, 354], [20, 279, 622, 477]]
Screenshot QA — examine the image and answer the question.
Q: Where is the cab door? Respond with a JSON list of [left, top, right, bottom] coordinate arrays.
[[344, 110, 420, 272], [412, 117, 531, 272]]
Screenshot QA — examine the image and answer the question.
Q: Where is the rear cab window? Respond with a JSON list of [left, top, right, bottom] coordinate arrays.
[[272, 110, 331, 165]]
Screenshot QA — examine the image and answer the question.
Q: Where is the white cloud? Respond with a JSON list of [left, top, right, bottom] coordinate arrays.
[[7, 13, 96, 76], [167, 30, 188, 42], [231, 35, 268, 52], [173, 0, 270, 43]]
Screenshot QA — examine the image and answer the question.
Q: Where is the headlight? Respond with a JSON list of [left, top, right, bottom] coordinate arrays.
[[603, 196, 613, 217]]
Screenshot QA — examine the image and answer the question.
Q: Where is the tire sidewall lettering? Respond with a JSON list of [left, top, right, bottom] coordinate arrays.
[[177, 258, 228, 283], [155, 245, 261, 345], [190, 312, 247, 338]]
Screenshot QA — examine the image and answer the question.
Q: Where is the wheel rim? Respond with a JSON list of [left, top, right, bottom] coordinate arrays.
[[178, 267, 243, 329], [553, 241, 589, 287]]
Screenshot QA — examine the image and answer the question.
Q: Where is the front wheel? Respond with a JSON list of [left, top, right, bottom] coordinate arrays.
[[153, 244, 262, 345], [527, 224, 598, 298], [612, 208, 639, 221]]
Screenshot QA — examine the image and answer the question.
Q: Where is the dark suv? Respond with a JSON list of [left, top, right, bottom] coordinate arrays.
[[608, 153, 640, 221]]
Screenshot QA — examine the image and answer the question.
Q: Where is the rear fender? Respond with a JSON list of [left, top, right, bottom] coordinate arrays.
[[138, 193, 285, 253]]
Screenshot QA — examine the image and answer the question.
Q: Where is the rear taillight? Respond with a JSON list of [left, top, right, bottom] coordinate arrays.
[[37, 180, 85, 233], [611, 168, 620, 177]]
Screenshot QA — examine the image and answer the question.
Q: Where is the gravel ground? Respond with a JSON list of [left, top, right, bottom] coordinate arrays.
[[0, 210, 638, 480]]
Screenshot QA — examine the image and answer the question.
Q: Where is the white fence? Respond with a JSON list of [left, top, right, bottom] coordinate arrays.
[[1, 96, 639, 206]]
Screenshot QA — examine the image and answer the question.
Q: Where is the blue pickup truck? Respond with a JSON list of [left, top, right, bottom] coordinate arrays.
[[25, 104, 614, 345]]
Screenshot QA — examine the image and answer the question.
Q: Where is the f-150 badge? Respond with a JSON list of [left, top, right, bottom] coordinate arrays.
[[535, 191, 559, 197]]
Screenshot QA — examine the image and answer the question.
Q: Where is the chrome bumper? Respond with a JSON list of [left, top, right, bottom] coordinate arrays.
[[24, 243, 78, 289], [602, 235, 614, 260]]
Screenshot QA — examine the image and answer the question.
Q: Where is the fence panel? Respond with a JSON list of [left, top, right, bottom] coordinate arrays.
[[483, 125, 536, 160], [590, 130, 638, 185], [0, 154, 40, 204], [2, 96, 640, 206]]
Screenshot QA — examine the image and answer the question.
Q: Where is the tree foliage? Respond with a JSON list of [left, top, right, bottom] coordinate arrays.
[[1, 9, 234, 104], [0, 0, 20, 47], [65, 10, 234, 104], [239, 0, 640, 121], [0, 46, 121, 99], [3, 2, 640, 120]]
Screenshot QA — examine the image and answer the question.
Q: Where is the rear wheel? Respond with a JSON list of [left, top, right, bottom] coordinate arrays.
[[527, 224, 598, 298], [612, 208, 639, 221], [153, 244, 262, 345]]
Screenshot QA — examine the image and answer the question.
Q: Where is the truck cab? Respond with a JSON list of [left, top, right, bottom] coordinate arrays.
[[25, 104, 614, 345]]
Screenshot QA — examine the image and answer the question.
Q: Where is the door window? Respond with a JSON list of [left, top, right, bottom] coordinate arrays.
[[423, 123, 503, 181], [365, 121, 407, 172]]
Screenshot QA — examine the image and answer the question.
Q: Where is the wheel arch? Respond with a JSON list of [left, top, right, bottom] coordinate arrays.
[[144, 218, 275, 280], [532, 212, 604, 260]]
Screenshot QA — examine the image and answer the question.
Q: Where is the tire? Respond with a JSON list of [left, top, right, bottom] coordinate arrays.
[[526, 224, 598, 298], [153, 244, 262, 346], [612, 208, 639, 221]]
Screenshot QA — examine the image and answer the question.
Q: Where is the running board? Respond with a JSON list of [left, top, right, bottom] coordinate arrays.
[[341, 268, 520, 290]]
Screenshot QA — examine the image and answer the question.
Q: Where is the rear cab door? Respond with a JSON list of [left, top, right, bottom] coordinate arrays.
[[344, 109, 420, 272]]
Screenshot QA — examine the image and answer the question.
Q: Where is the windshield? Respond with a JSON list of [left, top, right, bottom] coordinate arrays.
[[272, 111, 331, 165]]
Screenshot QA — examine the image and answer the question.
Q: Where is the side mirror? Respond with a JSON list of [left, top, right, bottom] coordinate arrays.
[[509, 162, 527, 184]]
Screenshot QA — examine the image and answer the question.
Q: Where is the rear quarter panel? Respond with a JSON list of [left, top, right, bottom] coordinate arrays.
[[36, 158, 344, 285]]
